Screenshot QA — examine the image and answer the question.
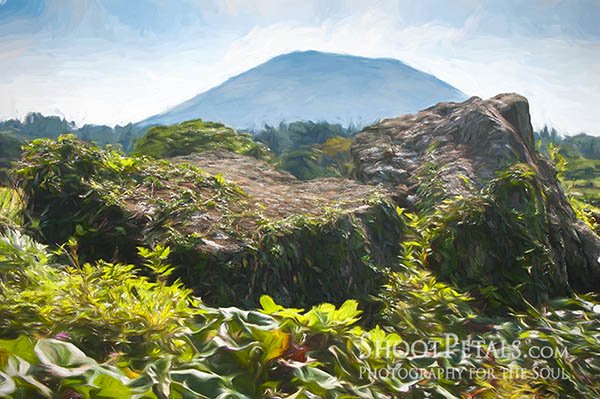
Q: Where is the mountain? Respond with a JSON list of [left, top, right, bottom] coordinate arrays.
[[139, 50, 467, 129]]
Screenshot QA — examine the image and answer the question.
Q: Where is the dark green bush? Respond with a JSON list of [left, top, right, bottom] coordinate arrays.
[[427, 164, 558, 308], [0, 132, 23, 184]]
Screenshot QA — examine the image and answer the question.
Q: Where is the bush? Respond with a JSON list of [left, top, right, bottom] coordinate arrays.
[[0, 229, 198, 358], [133, 119, 271, 160], [0, 132, 23, 184]]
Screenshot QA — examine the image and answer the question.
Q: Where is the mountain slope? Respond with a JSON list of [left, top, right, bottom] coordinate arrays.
[[140, 50, 467, 129]]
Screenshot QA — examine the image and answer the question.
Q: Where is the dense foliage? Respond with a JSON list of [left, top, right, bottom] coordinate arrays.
[[427, 164, 561, 308], [2, 115, 357, 181], [254, 121, 356, 179], [0, 113, 75, 140], [254, 121, 356, 155], [1, 127, 600, 398], [0, 112, 145, 153], [0, 133, 23, 184], [536, 127, 600, 204], [133, 120, 271, 160], [0, 225, 599, 398]]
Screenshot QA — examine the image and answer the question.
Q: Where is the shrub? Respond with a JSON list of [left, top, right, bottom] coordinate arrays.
[[133, 119, 271, 160], [0, 229, 199, 358]]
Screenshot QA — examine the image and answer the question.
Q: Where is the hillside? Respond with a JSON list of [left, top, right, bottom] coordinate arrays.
[[140, 50, 467, 129], [536, 130, 600, 204]]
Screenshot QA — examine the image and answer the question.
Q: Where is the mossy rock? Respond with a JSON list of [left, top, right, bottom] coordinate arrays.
[[15, 136, 406, 310], [352, 93, 600, 307]]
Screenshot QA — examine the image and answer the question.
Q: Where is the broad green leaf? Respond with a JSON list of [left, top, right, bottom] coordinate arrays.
[[0, 371, 15, 397], [293, 366, 343, 394], [0, 336, 37, 365], [34, 339, 96, 377], [170, 369, 224, 398], [88, 370, 132, 398], [259, 295, 280, 314]]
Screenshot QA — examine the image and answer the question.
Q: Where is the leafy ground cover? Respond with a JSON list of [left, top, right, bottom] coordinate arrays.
[[536, 131, 600, 205], [0, 225, 599, 398]]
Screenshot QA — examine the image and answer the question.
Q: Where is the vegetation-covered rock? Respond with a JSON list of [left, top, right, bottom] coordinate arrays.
[[352, 93, 600, 306], [15, 136, 404, 309]]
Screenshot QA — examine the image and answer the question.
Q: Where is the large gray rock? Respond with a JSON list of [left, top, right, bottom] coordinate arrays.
[[352, 93, 600, 299]]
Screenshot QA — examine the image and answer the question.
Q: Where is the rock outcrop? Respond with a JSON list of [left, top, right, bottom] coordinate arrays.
[[16, 137, 405, 309], [17, 94, 600, 311], [169, 151, 405, 307], [352, 93, 600, 300]]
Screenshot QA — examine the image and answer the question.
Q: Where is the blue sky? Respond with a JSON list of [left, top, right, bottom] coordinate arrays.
[[0, 0, 598, 134]]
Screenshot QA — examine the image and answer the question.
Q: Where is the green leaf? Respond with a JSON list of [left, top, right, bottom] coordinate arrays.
[[335, 299, 362, 323], [293, 366, 343, 394], [170, 369, 224, 398], [88, 370, 132, 398], [259, 295, 280, 314], [0, 336, 37, 365], [34, 339, 96, 378], [0, 371, 16, 397], [435, 385, 460, 399]]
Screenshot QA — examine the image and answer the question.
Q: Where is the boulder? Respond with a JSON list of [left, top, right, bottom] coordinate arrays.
[[352, 94, 600, 302]]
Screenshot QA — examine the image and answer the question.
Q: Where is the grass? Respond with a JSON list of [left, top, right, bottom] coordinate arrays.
[[560, 157, 600, 203]]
